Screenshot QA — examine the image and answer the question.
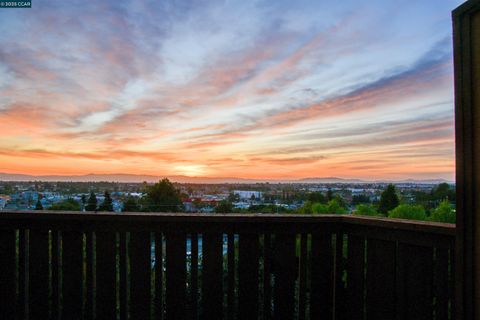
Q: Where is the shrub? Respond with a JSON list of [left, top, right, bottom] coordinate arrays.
[[312, 199, 347, 214], [353, 204, 381, 217], [430, 200, 455, 223], [388, 204, 426, 221]]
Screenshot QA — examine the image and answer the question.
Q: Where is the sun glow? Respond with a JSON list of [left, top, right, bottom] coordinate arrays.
[[173, 165, 209, 177]]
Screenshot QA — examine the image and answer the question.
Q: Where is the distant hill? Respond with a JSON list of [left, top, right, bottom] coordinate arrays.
[[0, 172, 453, 184], [298, 177, 366, 183]]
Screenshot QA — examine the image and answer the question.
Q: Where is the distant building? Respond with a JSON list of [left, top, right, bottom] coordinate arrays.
[[233, 190, 263, 200]]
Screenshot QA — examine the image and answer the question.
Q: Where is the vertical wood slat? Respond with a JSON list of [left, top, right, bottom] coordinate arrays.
[[450, 247, 456, 320], [29, 229, 50, 319], [434, 248, 450, 320], [119, 232, 128, 320], [365, 239, 396, 320], [96, 231, 117, 319], [0, 228, 16, 319], [273, 233, 296, 320], [334, 232, 345, 320], [262, 234, 272, 320], [18, 229, 27, 320], [155, 233, 164, 320], [397, 244, 433, 320], [190, 234, 198, 320], [130, 231, 151, 320], [166, 233, 186, 320], [346, 235, 365, 320], [298, 234, 308, 320], [227, 233, 235, 320], [86, 232, 94, 320], [310, 233, 333, 320], [51, 230, 60, 320], [202, 233, 223, 320], [62, 231, 84, 320], [238, 233, 259, 320]]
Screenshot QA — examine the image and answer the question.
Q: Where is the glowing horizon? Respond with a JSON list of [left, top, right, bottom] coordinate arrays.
[[0, 0, 462, 181]]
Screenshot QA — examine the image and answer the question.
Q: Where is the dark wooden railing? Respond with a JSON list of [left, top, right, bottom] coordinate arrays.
[[0, 211, 455, 320]]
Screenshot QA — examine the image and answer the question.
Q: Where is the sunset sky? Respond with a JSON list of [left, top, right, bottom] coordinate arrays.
[[0, 0, 463, 180]]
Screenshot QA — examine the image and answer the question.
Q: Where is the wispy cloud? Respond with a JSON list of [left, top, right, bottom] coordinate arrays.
[[0, 0, 461, 179]]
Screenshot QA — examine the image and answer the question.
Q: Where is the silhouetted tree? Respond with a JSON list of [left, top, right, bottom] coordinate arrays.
[[98, 190, 113, 211], [352, 194, 370, 205], [50, 199, 81, 211], [431, 183, 455, 202], [379, 184, 399, 215], [308, 192, 326, 203], [122, 196, 140, 212], [85, 191, 98, 211], [142, 178, 183, 212], [81, 194, 87, 210], [215, 200, 233, 213], [35, 200, 43, 210], [326, 189, 333, 201]]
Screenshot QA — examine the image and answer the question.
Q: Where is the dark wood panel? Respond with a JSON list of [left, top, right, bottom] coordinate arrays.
[[0, 229, 16, 319], [165, 233, 186, 320], [273, 233, 296, 320], [130, 231, 151, 319], [434, 248, 450, 320], [96, 231, 117, 319], [155, 233, 164, 320], [29, 229, 49, 319], [365, 239, 396, 320], [238, 233, 259, 320], [62, 231, 84, 320], [202, 233, 223, 320], [345, 235, 365, 320], [397, 244, 433, 320], [310, 233, 333, 320]]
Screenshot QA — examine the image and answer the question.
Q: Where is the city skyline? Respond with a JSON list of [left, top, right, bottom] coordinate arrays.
[[0, 0, 463, 180]]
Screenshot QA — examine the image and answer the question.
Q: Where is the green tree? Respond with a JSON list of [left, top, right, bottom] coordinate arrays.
[[50, 199, 81, 211], [98, 190, 113, 211], [122, 196, 140, 212], [379, 184, 399, 215], [430, 200, 456, 223], [215, 200, 233, 213], [142, 178, 183, 212], [85, 191, 98, 211], [353, 204, 380, 216], [388, 204, 426, 221], [35, 200, 43, 210]]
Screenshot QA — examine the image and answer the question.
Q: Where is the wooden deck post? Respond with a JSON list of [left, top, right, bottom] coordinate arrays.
[[453, 1, 480, 318]]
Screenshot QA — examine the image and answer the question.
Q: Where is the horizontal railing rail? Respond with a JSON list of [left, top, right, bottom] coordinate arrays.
[[0, 211, 455, 320]]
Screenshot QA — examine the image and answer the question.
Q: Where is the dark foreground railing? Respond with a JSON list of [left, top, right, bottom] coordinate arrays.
[[0, 211, 455, 320]]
